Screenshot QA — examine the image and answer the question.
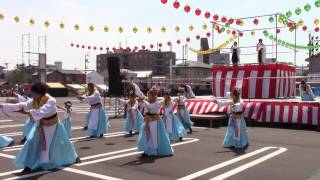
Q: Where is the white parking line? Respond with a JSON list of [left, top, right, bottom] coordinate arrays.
[[2, 171, 50, 180], [0, 152, 15, 159], [77, 138, 199, 166], [0, 170, 22, 177], [178, 147, 281, 180], [210, 147, 287, 180], [0, 120, 13, 123], [63, 167, 123, 180]]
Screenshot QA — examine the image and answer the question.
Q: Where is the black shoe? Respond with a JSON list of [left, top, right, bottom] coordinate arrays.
[[83, 126, 88, 130], [99, 134, 104, 138], [75, 157, 81, 164], [189, 127, 193, 133], [20, 138, 26, 145], [22, 167, 32, 174], [179, 137, 183, 141], [129, 131, 133, 135], [9, 140, 15, 146], [89, 136, 95, 138], [141, 153, 149, 157]]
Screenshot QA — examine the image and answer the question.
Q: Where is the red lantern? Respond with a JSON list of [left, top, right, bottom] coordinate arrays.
[[213, 14, 219, 21], [195, 8, 201, 16], [204, 11, 211, 19], [70, 43, 74, 47], [112, 47, 116, 51], [232, 30, 237, 35], [88, 46, 91, 49], [177, 39, 181, 44], [76, 44, 79, 48], [315, 27, 319, 32], [253, 18, 259, 25], [221, 16, 227, 23], [173, 1, 180, 9], [106, 47, 109, 51], [184, 5, 191, 13], [82, 45, 85, 49], [196, 35, 200, 40], [206, 32, 211, 37], [93, 46, 97, 50], [160, 0, 167, 4], [142, 45, 146, 50], [100, 47, 103, 51], [186, 37, 191, 42], [239, 32, 244, 37], [218, 29, 222, 34], [302, 25, 307, 31], [167, 41, 172, 46], [126, 47, 131, 52], [150, 44, 154, 49], [287, 22, 293, 28], [159, 43, 163, 47], [276, 29, 281, 34], [236, 19, 241, 25], [228, 18, 234, 24]]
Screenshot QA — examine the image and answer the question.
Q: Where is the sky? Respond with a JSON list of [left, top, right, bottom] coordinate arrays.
[[0, 0, 319, 70]]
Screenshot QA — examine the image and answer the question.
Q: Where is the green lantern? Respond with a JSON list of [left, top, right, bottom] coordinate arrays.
[[286, 11, 292, 17], [279, 14, 286, 20], [225, 23, 230, 27], [315, 0, 320, 7], [295, 7, 302, 15], [304, 3, 311, 11], [221, 27, 225, 32], [269, 17, 275, 23]]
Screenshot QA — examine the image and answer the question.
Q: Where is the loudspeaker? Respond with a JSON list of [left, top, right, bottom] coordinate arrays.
[[107, 57, 123, 96]]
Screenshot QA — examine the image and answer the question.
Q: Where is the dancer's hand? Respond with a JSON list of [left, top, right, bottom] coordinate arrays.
[[13, 108, 28, 114]]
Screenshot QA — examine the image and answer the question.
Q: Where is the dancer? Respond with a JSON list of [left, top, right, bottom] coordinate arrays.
[[256, 39, 266, 64], [0, 83, 79, 173], [230, 41, 240, 66], [161, 90, 186, 141], [78, 83, 109, 138], [299, 80, 315, 101], [175, 88, 194, 133], [57, 101, 73, 138], [213, 87, 248, 149], [0, 135, 14, 148], [137, 86, 174, 156], [180, 84, 196, 99], [117, 91, 144, 135]]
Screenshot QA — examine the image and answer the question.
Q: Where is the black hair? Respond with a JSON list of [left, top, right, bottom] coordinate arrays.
[[31, 83, 47, 96], [64, 101, 72, 106], [87, 83, 95, 88]]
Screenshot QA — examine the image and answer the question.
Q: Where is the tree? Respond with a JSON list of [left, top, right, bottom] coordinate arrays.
[[8, 64, 29, 85]]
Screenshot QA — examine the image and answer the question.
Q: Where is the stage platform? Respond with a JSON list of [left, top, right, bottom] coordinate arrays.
[[174, 97, 320, 127]]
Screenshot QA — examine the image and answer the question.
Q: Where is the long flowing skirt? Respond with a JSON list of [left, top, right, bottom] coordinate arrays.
[[22, 118, 34, 138], [137, 118, 174, 156], [0, 136, 13, 148], [13, 122, 78, 170], [301, 93, 315, 101], [176, 109, 194, 130], [62, 118, 72, 138], [164, 114, 187, 141], [124, 110, 144, 133], [223, 118, 248, 149], [86, 107, 109, 137]]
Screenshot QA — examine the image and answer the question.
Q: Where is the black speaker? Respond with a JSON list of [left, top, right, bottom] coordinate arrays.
[[107, 57, 123, 96]]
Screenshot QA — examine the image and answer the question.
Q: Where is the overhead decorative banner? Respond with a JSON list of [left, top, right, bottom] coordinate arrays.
[[189, 35, 238, 55]]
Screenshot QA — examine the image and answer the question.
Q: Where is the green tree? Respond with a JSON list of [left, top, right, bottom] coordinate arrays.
[[8, 64, 29, 85]]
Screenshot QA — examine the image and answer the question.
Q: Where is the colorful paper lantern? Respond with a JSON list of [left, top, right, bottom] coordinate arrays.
[[221, 16, 227, 23], [184, 5, 191, 13], [186, 37, 190, 42], [314, 19, 319, 25], [276, 29, 281, 34], [213, 14, 219, 21], [286, 11, 292, 17], [161, 26, 166, 33], [177, 39, 181, 44], [239, 32, 244, 37], [188, 25, 194, 31], [295, 7, 302, 15], [133, 27, 138, 33], [159, 43, 163, 47], [195, 8, 201, 16], [167, 41, 172, 46], [202, 23, 208, 30], [88, 46, 91, 50], [236, 19, 241, 25], [70, 43, 74, 47], [316, 0, 320, 7], [76, 44, 79, 48], [298, 20, 304, 26], [302, 25, 307, 31], [59, 23, 65, 29], [196, 35, 200, 40], [29, 19, 35, 25], [82, 45, 85, 49], [14, 16, 20, 23], [253, 18, 259, 25], [0, 13, 4, 20], [173, 1, 180, 9], [161, 0, 168, 4], [147, 27, 152, 33], [206, 32, 211, 37], [44, 21, 50, 27], [89, 25, 94, 32], [205, 11, 211, 19], [315, 27, 320, 32], [226, 29, 231, 34], [74, 24, 80, 30], [118, 27, 123, 33], [142, 45, 146, 50], [251, 31, 256, 36], [100, 47, 103, 51], [175, 26, 180, 32], [269, 17, 275, 23], [228, 18, 234, 24], [304, 3, 311, 11]]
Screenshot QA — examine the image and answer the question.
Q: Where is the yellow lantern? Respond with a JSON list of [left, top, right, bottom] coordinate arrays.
[[89, 25, 94, 32], [161, 26, 166, 33], [314, 18, 320, 25], [0, 13, 4, 20], [133, 27, 138, 33], [233, 35, 237, 39], [104, 26, 109, 32], [251, 31, 255, 36], [298, 20, 304, 26], [44, 21, 50, 28], [29, 18, 35, 25], [59, 23, 65, 29], [147, 27, 152, 33], [74, 24, 80, 30], [240, 20, 244, 26], [14, 16, 20, 23], [118, 26, 123, 33], [188, 25, 194, 31], [203, 23, 208, 30], [226, 29, 231, 34], [175, 26, 180, 32]]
